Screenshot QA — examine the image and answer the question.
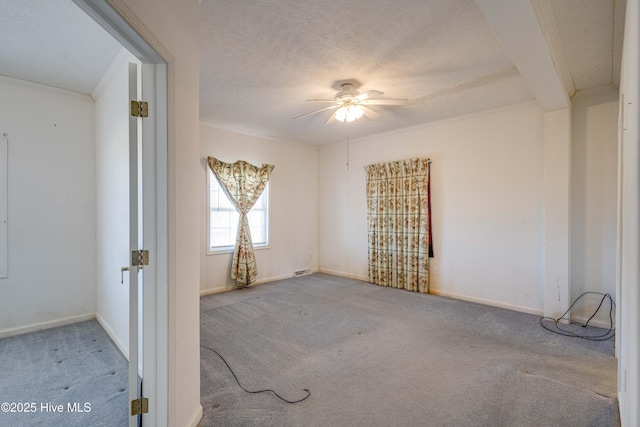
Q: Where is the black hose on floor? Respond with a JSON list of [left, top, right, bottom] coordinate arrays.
[[201, 344, 311, 404]]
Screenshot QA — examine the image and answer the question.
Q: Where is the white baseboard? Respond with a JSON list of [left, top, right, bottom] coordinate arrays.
[[188, 404, 203, 427], [200, 268, 320, 297], [569, 314, 615, 330], [200, 269, 548, 321], [95, 313, 129, 360], [317, 268, 369, 282], [429, 288, 543, 316], [317, 269, 544, 317], [0, 313, 96, 339], [200, 287, 230, 297], [251, 271, 298, 285], [430, 292, 613, 328]]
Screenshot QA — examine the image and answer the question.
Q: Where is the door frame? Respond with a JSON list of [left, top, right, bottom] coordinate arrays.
[[72, 1, 172, 425]]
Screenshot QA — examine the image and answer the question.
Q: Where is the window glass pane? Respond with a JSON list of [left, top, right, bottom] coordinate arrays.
[[209, 170, 269, 250]]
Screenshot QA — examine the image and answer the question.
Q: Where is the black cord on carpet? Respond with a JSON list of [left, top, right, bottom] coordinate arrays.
[[539, 292, 615, 341], [201, 344, 311, 404]]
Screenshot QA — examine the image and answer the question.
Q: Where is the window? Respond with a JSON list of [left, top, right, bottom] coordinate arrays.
[[208, 169, 269, 252]]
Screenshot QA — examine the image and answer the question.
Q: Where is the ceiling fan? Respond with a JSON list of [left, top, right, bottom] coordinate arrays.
[[293, 83, 408, 124]]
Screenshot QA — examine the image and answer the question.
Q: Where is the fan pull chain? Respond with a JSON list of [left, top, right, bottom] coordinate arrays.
[[346, 122, 350, 170]]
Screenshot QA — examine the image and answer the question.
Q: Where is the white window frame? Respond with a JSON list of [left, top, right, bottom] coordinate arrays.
[[207, 168, 270, 255]]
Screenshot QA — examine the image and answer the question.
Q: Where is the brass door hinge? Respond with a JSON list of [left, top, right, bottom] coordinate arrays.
[[131, 397, 149, 416], [130, 100, 149, 118], [131, 250, 149, 268]]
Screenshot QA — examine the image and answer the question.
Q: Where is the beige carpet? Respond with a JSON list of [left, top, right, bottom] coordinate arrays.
[[0, 320, 128, 426], [200, 273, 618, 427]]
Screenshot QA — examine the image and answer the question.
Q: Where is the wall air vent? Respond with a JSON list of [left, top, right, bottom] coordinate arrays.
[[293, 269, 312, 277]]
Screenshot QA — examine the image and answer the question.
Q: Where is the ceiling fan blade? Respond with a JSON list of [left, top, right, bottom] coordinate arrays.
[[325, 110, 338, 125], [293, 104, 340, 120], [306, 99, 337, 103], [362, 98, 408, 105], [355, 90, 383, 101], [360, 105, 380, 119]]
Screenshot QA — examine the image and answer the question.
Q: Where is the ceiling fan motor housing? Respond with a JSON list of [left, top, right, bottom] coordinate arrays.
[[292, 83, 406, 122], [334, 83, 359, 102]]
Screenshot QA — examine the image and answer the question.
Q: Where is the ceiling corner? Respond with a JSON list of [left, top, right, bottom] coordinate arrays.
[[475, 0, 571, 111], [531, 0, 575, 97], [612, 0, 627, 88]]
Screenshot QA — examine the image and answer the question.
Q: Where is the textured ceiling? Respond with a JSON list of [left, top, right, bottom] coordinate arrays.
[[199, 0, 535, 145], [549, 0, 616, 91], [0, 0, 621, 146], [0, 0, 121, 95], [198, 0, 621, 145]]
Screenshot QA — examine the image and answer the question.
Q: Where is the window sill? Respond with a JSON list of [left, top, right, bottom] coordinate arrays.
[[207, 244, 270, 256]]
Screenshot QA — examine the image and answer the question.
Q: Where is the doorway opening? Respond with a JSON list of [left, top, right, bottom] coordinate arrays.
[[0, 0, 169, 425]]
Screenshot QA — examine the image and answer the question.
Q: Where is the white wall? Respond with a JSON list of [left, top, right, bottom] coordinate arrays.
[[570, 85, 618, 325], [617, 0, 640, 424], [117, 1, 202, 425], [94, 52, 139, 355], [542, 108, 572, 320], [0, 76, 96, 336], [318, 102, 545, 314], [98, 2, 633, 425], [200, 124, 319, 293]]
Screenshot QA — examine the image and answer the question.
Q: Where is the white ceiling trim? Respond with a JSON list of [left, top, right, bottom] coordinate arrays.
[[475, 0, 571, 111], [200, 120, 318, 149], [532, 0, 576, 97], [613, 0, 627, 88], [318, 100, 541, 150], [0, 73, 93, 102]]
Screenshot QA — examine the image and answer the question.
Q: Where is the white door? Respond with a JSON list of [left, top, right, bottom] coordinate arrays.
[[72, 2, 168, 424], [128, 61, 145, 427]]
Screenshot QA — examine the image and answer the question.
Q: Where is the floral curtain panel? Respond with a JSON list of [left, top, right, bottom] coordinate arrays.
[[207, 157, 274, 287], [365, 158, 432, 293]]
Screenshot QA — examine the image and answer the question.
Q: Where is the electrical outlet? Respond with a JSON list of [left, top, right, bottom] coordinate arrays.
[[434, 266, 440, 275]]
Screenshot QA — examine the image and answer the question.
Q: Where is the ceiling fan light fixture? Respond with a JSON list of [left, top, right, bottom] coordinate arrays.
[[292, 83, 407, 123], [335, 104, 364, 122]]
